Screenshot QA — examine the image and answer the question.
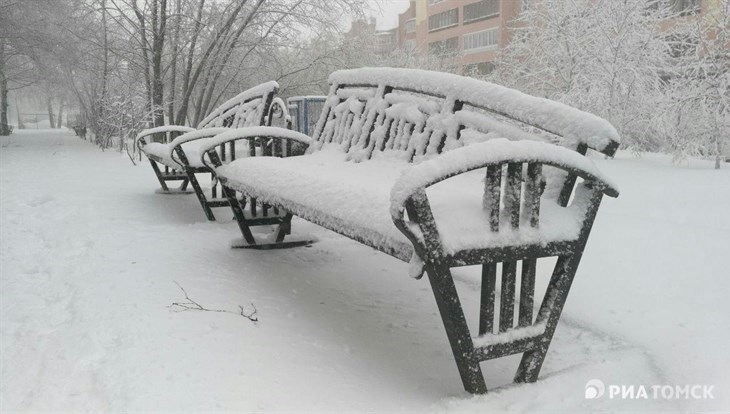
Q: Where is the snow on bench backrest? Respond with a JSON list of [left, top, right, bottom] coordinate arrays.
[[308, 67, 620, 204], [197, 81, 279, 129], [311, 68, 620, 159]]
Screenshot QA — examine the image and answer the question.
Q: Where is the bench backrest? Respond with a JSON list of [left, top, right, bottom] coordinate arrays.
[[309, 68, 620, 204], [197, 81, 279, 129]]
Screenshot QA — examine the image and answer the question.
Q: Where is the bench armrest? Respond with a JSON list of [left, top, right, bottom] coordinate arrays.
[[200, 126, 312, 170], [135, 125, 196, 150], [391, 139, 618, 217], [390, 139, 619, 268], [166, 127, 230, 168]]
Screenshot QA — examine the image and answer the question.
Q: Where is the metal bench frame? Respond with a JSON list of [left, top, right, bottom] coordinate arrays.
[[201, 68, 620, 394], [135, 82, 278, 220]]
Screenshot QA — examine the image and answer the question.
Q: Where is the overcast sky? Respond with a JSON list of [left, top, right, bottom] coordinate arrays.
[[366, 0, 411, 30]]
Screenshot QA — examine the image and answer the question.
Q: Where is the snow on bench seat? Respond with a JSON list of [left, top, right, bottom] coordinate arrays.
[[142, 141, 207, 168], [143, 128, 236, 169], [215, 141, 598, 261], [134, 125, 195, 169]]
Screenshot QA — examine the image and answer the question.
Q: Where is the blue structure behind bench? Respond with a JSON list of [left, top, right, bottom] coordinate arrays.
[[287, 96, 326, 136]]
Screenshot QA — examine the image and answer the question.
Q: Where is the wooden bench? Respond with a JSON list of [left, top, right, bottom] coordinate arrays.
[[134, 81, 278, 220], [199, 68, 620, 394]]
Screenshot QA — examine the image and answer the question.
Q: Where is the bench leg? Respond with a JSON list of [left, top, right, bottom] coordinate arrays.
[[514, 253, 582, 383], [425, 262, 488, 394], [223, 185, 256, 243], [149, 159, 170, 192], [273, 213, 292, 243], [186, 169, 215, 221], [223, 186, 314, 249], [148, 159, 195, 194]]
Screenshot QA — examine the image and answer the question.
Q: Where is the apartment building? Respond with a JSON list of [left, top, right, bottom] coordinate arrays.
[[385, 0, 714, 75], [399, 0, 525, 75], [345, 16, 399, 55], [397, 2, 418, 51], [346, 1, 523, 73]]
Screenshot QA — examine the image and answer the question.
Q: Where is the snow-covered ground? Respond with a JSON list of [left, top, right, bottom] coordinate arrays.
[[1, 129, 728, 412]]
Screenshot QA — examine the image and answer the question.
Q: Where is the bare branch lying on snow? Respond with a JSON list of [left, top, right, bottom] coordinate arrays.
[[169, 281, 258, 323]]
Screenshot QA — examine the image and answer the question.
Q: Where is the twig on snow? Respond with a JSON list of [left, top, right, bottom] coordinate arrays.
[[169, 281, 258, 323]]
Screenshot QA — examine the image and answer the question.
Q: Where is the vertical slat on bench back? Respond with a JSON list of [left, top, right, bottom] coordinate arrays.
[[197, 83, 276, 131], [197, 83, 276, 163], [318, 69, 619, 210], [483, 165, 501, 232], [478, 160, 546, 334], [311, 85, 378, 155], [367, 89, 443, 161], [310, 84, 459, 162]]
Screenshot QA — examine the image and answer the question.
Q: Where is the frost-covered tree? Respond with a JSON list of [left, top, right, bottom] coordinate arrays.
[[492, 0, 674, 151], [103, 0, 366, 127], [492, 0, 728, 166], [657, 0, 729, 168], [2, 0, 368, 146], [0, 0, 86, 133]]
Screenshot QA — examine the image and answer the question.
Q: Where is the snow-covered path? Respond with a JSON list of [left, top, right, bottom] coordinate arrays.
[[1, 130, 728, 412]]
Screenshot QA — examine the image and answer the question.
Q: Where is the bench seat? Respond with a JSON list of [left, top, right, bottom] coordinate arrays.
[[142, 141, 206, 169], [144, 135, 255, 169], [216, 144, 589, 262]]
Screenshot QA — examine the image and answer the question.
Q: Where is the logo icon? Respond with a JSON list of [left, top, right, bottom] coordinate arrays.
[[585, 379, 605, 399]]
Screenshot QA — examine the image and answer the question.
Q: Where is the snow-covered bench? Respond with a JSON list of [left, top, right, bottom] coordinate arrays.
[[200, 68, 620, 394], [134, 81, 278, 220]]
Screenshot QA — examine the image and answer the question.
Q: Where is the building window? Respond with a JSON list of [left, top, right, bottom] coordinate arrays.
[[404, 39, 417, 51], [405, 19, 416, 34], [463, 0, 500, 23], [463, 28, 499, 53], [428, 0, 445, 5], [429, 8, 459, 32], [464, 61, 495, 76], [428, 37, 459, 56]]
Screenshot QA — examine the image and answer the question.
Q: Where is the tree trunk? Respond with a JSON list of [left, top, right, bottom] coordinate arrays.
[[99, 0, 109, 142], [168, 0, 181, 124], [715, 123, 722, 170], [151, 0, 167, 127], [58, 99, 65, 128], [176, 0, 207, 125], [46, 94, 55, 129], [15, 95, 22, 129], [0, 39, 9, 135], [131, 2, 153, 124]]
